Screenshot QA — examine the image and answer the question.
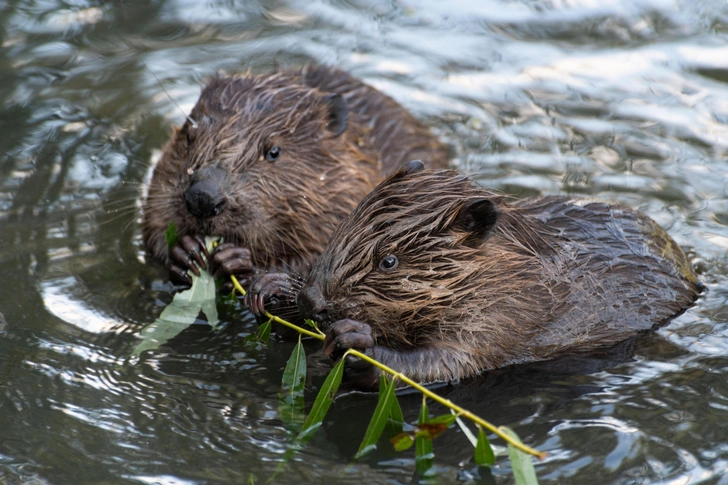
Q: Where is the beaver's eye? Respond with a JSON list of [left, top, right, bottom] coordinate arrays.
[[265, 146, 281, 162], [379, 255, 398, 271]]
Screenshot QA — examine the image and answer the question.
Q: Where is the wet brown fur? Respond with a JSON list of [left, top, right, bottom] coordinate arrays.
[[304, 168, 702, 387], [142, 65, 449, 274]]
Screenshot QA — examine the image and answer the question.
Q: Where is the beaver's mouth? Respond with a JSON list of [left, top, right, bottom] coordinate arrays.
[[191, 214, 249, 243], [317, 301, 364, 329]]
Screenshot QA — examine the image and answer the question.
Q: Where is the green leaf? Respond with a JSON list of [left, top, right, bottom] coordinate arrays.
[[165, 222, 179, 249], [503, 427, 539, 485], [281, 336, 306, 395], [278, 336, 307, 431], [474, 426, 496, 467], [427, 414, 458, 426], [388, 385, 404, 435], [132, 262, 218, 356], [454, 412, 477, 447], [242, 319, 272, 349], [415, 397, 434, 476], [355, 375, 398, 459], [390, 432, 414, 451], [378, 374, 403, 435], [257, 318, 271, 344], [304, 319, 320, 332], [132, 237, 219, 356], [295, 358, 345, 445]]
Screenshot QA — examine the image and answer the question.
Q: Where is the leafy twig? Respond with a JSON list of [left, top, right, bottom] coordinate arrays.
[[229, 275, 545, 460]]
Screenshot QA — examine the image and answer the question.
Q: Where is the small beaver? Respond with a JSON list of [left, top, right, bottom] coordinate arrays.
[[249, 161, 701, 390], [142, 65, 448, 286]]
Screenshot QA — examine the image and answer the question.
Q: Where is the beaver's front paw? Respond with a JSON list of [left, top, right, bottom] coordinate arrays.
[[323, 319, 375, 360], [244, 273, 296, 316], [168, 234, 209, 286], [324, 319, 380, 388], [211, 243, 254, 292]]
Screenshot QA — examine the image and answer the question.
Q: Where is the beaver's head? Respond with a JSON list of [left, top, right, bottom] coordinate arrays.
[[148, 72, 381, 268], [297, 162, 504, 346]]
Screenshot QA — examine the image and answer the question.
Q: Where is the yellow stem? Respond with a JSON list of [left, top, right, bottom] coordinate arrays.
[[230, 276, 545, 459], [344, 348, 545, 459], [230, 275, 247, 296], [266, 312, 324, 340], [230, 276, 325, 339]]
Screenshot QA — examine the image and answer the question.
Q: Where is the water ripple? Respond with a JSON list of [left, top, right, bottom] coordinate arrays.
[[1, 0, 728, 483]]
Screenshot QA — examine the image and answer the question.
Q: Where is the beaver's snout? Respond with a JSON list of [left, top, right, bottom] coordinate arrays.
[[297, 283, 330, 324], [184, 166, 228, 220]]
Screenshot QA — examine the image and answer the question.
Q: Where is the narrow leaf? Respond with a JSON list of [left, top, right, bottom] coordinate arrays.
[[454, 413, 478, 447], [427, 414, 458, 426], [355, 375, 397, 458], [257, 319, 271, 344], [304, 319, 320, 332], [503, 427, 539, 485], [296, 358, 345, 445], [269, 448, 297, 483], [278, 336, 306, 430], [388, 391, 404, 435], [296, 422, 322, 445], [165, 222, 179, 249], [474, 426, 496, 467], [391, 433, 415, 451], [384, 376, 404, 435], [281, 336, 306, 395], [415, 397, 434, 476], [242, 319, 271, 349]]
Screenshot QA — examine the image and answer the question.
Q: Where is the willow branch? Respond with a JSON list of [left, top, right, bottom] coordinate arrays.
[[230, 275, 545, 459]]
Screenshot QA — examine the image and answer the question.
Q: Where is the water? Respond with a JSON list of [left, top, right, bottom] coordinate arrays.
[[1, 0, 728, 483]]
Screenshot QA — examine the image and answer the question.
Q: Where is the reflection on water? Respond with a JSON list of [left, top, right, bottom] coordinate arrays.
[[1, 0, 728, 483]]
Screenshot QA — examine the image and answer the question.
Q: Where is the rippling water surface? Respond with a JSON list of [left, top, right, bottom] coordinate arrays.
[[2, 0, 728, 483]]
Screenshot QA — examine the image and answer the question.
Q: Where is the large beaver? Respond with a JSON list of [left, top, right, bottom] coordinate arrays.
[[248, 161, 701, 390], [142, 66, 449, 286]]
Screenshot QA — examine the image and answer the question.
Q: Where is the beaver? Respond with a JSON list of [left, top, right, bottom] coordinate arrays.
[[247, 161, 702, 390], [142, 65, 449, 287]]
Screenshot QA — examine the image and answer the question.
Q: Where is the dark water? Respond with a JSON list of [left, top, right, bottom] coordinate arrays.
[[2, 0, 728, 483]]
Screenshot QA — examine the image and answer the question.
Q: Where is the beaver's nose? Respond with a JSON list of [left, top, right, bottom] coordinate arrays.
[[297, 283, 329, 324], [184, 165, 228, 220]]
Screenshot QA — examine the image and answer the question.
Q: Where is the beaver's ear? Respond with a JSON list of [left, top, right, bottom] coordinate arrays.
[[401, 159, 425, 175], [324, 94, 348, 136], [453, 198, 499, 247], [389, 160, 425, 180]]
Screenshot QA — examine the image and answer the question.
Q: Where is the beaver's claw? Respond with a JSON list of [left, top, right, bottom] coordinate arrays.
[[323, 319, 375, 360], [168, 234, 209, 286], [244, 273, 295, 316], [211, 243, 254, 292]]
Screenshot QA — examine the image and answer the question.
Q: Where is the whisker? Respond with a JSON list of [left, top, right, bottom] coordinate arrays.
[[145, 64, 198, 128], [99, 208, 140, 226]]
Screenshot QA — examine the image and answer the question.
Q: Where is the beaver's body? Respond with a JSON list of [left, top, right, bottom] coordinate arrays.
[[285, 163, 701, 389], [142, 66, 448, 285]]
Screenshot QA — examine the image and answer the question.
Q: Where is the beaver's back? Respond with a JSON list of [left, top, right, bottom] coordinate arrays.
[[294, 167, 702, 388], [517, 196, 701, 355]]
